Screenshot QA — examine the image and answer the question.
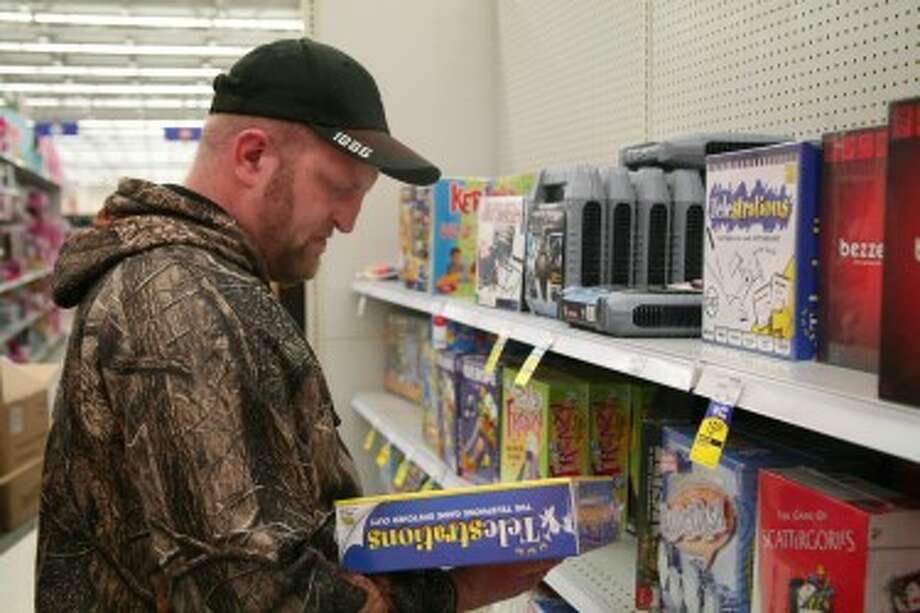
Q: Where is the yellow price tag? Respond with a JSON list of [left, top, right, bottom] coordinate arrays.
[[393, 459, 411, 488], [420, 478, 435, 491], [689, 401, 734, 469], [484, 333, 509, 375], [363, 428, 377, 451], [514, 343, 549, 387], [375, 442, 391, 468], [785, 162, 798, 185]]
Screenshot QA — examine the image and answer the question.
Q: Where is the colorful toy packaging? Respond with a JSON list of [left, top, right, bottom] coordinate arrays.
[[758, 467, 920, 612], [703, 142, 822, 360], [818, 127, 887, 372], [435, 349, 465, 475], [476, 195, 526, 311], [587, 379, 631, 502], [383, 310, 430, 403], [457, 355, 501, 485], [432, 177, 488, 298], [398, 185, 433, 292], [880, 96, 920, 408], [335, 477, 619, 573], [500, 365, 589, 483], [657, 426, 801, 613], [524, 202, 567, 318]]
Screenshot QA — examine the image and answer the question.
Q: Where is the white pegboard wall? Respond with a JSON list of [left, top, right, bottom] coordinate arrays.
[[650, 0, 920, 139], [494, 0, 648, 174]]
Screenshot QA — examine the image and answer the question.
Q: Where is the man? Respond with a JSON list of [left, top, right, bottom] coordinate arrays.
[[37, 38, 553, 611]]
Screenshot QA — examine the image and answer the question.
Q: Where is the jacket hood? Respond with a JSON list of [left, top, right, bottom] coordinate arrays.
[[52, 178, 268, 308]]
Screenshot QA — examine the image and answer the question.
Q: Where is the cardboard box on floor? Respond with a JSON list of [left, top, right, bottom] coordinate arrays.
[[0, 455, 43, 531], [0, 358, 57, 476]]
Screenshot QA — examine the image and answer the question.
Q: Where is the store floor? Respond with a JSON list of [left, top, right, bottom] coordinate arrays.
[[0, 526, 36, 613]]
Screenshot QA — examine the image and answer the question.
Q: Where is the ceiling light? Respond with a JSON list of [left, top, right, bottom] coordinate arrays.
[[23, 96, 211, 109], [0, 42, 247, 57], [0, 11, 303, 31], [0, 65, 222, 79], [0, 82, 213, 95]]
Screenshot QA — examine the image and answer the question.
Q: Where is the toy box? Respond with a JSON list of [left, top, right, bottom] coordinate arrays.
[[524, 201, 567, 317], [703, 142, 822, 359], [336, 477, 619, 573], [432, 178, 488, 298], [436, 349, 465, 474], [657, 426, 801, 613], [819, 126, 887, 372], [476, 195, 526, 311], [457, 355, 501, 485], [758, 467, 920, 612], [383, 311, 430, 403], [500, 365, 589, 482], [419, 336, 440, 454], [880, 96, 920, 407], [398, 185, 433, 291]]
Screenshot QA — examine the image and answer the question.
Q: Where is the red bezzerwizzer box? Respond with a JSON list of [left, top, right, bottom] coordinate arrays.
[[758, 467, 920, 612], [879, 96, 920, 407], [819, 127, 887, 372]]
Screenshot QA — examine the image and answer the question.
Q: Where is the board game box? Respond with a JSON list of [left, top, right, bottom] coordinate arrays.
[[758, 466, 920, 612], [879, 96, 920, 407], [457, 355, 501, 485], [657, 426, 801, 613], [524, 202, 567, 318], [336, 477, 619, 573], [435, 349, 465, 474], [383, 310, 430, 403], [703, 142, 822, 359], [500, 365, 589, 483], [432, 177, 488, 298], [476, 195, 527, 311], [398, 185, 433, 292], [819, 126, 887, 372]]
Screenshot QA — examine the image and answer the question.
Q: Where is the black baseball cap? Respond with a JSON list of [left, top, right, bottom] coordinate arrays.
[[210, 38, 440, 186]]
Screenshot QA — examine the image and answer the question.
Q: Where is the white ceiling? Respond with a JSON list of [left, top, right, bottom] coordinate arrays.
[[0, 0, 305, 190]]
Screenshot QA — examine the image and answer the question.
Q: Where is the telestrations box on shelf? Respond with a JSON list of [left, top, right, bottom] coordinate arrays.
[[819, 126, 887, 372], [335, 477, 619, 573], [879, 96, 920, 408], [703, 142, 821, 360], [758, 466, 920, 613]]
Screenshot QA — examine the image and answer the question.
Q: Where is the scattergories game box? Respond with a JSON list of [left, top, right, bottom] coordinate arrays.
[[819, 126, 887, 372], [758, 466, 920, 612], [703, 142, 821, 359], [335, 477, 618, 573], [879, 96, 920, 408]]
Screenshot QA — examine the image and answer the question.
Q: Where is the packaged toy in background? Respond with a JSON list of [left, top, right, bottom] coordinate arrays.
[[703, 142, 822, 359], [758, 467, 920, 613], [657, 426, 801, 613], [525, 171, 570, 318], [435, 349, 464, 474], [432, 177, 488, 298], [880, 96, 920, 408], [631, 167, 672, 287], [500, 365, 589, 482], [491, 172, 537, 198], [585, 377, 631, 508], [603, 166, 638, 286], [667, 169, 705, 285], [419, 335, 440, 455], [476, 195, 526, 311], [528, 584, 578, 612], [336, 477, 619, 573], [398, 185, 433, 291], [457, 355, 501, 485], [383, 310, 429, 403], [819, 126, 887, 372]]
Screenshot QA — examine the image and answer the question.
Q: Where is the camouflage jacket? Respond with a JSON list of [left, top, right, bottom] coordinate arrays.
[[37, 178, 456, 612]]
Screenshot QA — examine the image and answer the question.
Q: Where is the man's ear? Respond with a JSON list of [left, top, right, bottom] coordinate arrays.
[[232, 128, 276, 187]]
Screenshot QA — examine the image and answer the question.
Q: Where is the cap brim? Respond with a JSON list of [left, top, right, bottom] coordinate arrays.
[[311, 125, 440, 186]]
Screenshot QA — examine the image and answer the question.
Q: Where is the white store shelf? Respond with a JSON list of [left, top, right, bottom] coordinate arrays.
[[351, 390, 638, 612], [0, 267, 52, 296], [353, 280, 920, 464]]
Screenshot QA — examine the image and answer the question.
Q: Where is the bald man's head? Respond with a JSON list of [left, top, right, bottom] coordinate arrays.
[[197, 114, 318, 163]]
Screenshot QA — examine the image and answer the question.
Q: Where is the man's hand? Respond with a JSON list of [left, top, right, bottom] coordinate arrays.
[[450, 559, 561, 611]]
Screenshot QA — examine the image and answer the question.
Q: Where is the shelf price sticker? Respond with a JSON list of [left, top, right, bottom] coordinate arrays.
[[420, 478, 436, 491], [393, 458, 411, 488], [690, 400, 735, 469], [375, 442, 392, 468], [362, 428, 377, 451], [484, 329, 511, 375], [514, 335, 555, 387]]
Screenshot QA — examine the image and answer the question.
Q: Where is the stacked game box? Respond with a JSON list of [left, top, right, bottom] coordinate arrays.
[[476, 195, 526, 311], [383, 310, 430, 403], [336, 477, 619, 573], [819, 126, 888, 372], [500, 365, 590, 482], [657, 426, 801, 613], [758, 467, 920, 612], [435, 349, 466, 475], [456, 355, 501, 485], [880, 96, 920, 407], [703, 142, 822, 359], [432, 178, 489, 298], [398, 185, 433, 291]]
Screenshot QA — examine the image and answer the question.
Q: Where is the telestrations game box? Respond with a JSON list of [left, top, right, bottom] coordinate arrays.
[[703, 142, 821, 359], [758, 466, 920, 612], [880, 96, 920, 407], [335, 477, 619, 573], [819, 127, 887, 372]]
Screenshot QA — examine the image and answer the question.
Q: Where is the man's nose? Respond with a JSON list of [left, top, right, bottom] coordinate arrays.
[[332, 198, 363, 234]]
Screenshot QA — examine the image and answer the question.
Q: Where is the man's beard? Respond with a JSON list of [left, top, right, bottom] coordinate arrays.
[[263, 162, 322, 282]]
